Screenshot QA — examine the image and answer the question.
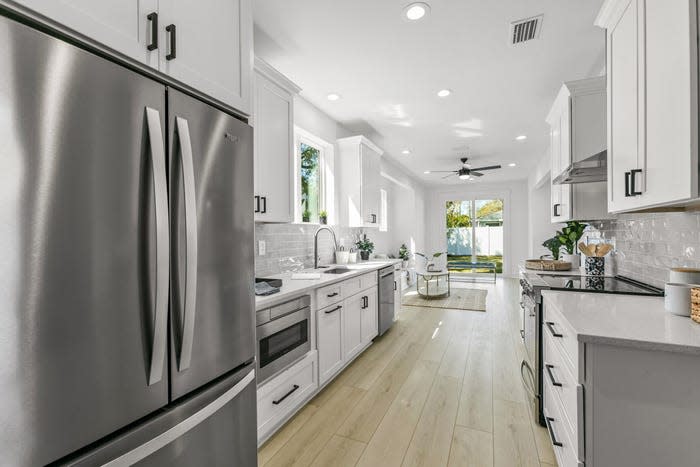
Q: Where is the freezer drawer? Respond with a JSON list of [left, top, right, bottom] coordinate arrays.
[[62, 366, 257, 467]]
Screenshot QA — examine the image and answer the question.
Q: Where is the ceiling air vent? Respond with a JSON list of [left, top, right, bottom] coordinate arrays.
[[510, 15, 543, 45]]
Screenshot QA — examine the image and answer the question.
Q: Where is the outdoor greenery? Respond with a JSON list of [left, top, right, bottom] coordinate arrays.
[[557, 221, 587, 255], [300, 142, 320, 223], [447, 255, 503, 274]]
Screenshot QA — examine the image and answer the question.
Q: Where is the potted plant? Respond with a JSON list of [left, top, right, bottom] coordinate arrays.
[[542, 237, 562, 260], [398, 243, 410, 268], [355, 234, 374, 261], [557, 221, 587, 268], [302, 209, 311, 223], [319, 210, 328, 224]]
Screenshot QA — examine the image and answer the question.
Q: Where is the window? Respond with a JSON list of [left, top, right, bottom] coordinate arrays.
[[294, 127, 333, 223]]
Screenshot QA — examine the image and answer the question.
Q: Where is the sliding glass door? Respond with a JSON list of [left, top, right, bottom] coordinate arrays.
[[445, 198, 503, 274]]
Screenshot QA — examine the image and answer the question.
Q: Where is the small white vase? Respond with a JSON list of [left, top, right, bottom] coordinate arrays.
[[561, 253, 580, 268]]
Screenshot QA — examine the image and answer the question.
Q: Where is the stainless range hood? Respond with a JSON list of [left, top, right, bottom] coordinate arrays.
[[552, 150, 607, 184]]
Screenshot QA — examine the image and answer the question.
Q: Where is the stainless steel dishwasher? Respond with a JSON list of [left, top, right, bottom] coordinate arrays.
[[378, 266, 395, 335]]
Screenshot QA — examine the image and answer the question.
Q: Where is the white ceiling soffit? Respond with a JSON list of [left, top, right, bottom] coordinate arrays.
[[253, 0, 606, 185]]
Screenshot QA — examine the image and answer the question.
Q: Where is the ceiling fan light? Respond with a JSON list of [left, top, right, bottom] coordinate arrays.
[[459, 174, 469, 180]]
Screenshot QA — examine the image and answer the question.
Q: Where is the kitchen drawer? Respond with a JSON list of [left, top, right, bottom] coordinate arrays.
[[257, 351, 317, 440], [543, 297, 579, 378], [543, 378, 581, 467], [544, 330, 579, 440], [317, 283, 343, 309], [342, 276, 363, 298], [360, 271, 378, 291]]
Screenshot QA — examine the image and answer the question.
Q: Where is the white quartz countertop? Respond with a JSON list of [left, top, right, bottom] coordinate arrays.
[[255, 259, 401, 310], [541, 290, 700, 355]]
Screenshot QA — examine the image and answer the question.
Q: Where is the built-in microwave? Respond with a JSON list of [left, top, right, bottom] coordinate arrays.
[[256, 295, 311, 384]]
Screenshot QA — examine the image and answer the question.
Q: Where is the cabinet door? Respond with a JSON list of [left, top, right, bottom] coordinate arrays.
[[550, 114, 571, 223], [393, 272, 401, 321], [361, 288, 378, 344], [15, 0, 158, 67], [317, 304, 343, 384], [361, 145, 381, 226], [343, 294, 364, 361], [159, 0, 252, 114], [607, 0, 642, 212], [642, 0, 698, 206], [253, 72, 293, 222]]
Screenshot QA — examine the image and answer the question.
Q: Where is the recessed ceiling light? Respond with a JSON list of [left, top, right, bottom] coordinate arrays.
[[508, 163, 517, 167], [327, 93, 341, 101], [437, 89, 452, 98], [403, 2, 430, 21], [515, 135, 527, 141], [402, 149, 411, 155], [424, 170, 431, 174]]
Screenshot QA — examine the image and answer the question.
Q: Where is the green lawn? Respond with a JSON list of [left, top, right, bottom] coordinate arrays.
[[447, 255, 503, 274]]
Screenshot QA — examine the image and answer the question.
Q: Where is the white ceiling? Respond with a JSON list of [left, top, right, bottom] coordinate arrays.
[[253, 0, 606, 186]]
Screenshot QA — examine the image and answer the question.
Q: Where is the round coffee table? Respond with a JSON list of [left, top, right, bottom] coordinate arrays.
[[416, 270, 450, 299]]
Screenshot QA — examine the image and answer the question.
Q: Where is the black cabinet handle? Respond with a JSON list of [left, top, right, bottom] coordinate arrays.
[[327, 292, 339, 298], [545, 321, 563, 338], [272, 384, 299, 405], [372, 214, 377, 223], [147, 12, 158, 51], [325, 305, 342, 314], [630, 169, 642, 196], [394, 281, 397, 291], [261, 196, 267, 214], [624, 171, 631, 197], [166, 24, 176, 60], [552, 204, 561, 217], [545, 364, 562, 387], [520, 329, 525, 339], [545, 417, 563, 447], [254, 195, 260, 213], [362, 296, 368, 309]]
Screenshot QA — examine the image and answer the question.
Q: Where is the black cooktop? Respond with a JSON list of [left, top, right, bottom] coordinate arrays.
[[537, 274, 664, 296]]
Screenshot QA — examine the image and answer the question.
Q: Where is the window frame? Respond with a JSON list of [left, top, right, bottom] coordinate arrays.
[[293, 126, 334, 224]]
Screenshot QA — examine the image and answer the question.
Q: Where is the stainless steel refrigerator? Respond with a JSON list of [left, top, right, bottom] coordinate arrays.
[[0, 13, 256, 467]]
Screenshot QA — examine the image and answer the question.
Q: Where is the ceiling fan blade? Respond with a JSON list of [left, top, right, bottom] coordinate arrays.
[[429, 170, 458, 173], [470, 165, 502, 171], [470, 171, 484, 177], [441, 173, 455, 179]]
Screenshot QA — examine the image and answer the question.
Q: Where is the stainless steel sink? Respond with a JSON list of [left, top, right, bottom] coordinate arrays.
[[323, 267, 351, 274]]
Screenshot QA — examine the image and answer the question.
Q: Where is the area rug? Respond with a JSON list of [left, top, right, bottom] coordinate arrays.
[[402, 287, 487, 312]]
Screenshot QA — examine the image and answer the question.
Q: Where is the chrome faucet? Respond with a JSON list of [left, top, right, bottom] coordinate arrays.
[[314, 226, 337, 269]]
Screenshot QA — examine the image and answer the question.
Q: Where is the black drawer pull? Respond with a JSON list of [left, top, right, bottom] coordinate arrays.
[[545, 364, 562, 387], [272, 384, 299, 405], [147, 12, 158, 50], [325, 305, 342, 314], [327, 292, 339, 298], [545, 416, 563, 447], [166, 24, 176, 60], [545, 321, 563, 338]]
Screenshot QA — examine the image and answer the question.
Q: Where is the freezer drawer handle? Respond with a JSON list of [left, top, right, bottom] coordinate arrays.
[[104, 370, 255, 466], [545, 321, 563, 338], [175, 117, 199, 372], [545, 416, 564, 447], [545, 364, 563, 387], [272, 384, 300, 405], [325, 305, 342, 314], [166, 24, 176, 60], [147, 12, 158, 50], [145, 107, 169, 386], [326, 292, 339, 298]]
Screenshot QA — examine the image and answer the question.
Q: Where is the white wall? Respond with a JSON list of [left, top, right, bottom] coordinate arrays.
[[425, 180, 528, 277]]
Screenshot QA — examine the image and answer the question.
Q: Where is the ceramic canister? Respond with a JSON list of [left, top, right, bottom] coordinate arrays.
[[585, 256, 605, 276], [669, 268, 700, 285], [664, 282, 699, 316]]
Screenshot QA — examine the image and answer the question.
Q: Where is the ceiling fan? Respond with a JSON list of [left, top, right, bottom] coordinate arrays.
[[429, 157, 502, 180]]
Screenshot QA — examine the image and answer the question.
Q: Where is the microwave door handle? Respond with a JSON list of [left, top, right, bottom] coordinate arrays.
[[145, 107, 169, 386], [176, 116, 199, 371]]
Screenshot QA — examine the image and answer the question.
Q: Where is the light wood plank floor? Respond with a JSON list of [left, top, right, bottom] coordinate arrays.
[[258, 279, 556, 467]]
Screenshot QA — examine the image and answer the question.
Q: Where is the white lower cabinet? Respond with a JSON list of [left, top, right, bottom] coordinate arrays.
[[361, 288, 378, 345], [317, 303, 344, 384], [257, 350, 317, 442], [343, 293, 364, 361]]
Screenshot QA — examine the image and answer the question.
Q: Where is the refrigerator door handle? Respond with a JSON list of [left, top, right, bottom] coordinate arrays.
[[145, 107, 169, 386], [175, 116, 199, 372], [103, 369, 255, 466]]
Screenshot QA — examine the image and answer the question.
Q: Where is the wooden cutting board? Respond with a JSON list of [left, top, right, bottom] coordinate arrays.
[[524, 259, 572, 271]]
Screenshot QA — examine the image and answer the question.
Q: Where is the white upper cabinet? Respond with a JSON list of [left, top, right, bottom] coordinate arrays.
[[158, 0, 252, 113], [253, 58, 300, 223], [12, 0, 253, 114], [597, 0, 699, 212], [13, 0, 159, 68], [337, 136, 383, 228], [546, 77, 609, 223]]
